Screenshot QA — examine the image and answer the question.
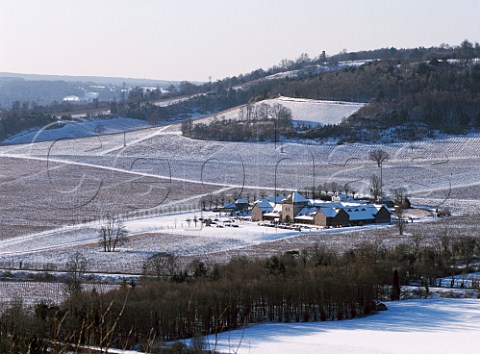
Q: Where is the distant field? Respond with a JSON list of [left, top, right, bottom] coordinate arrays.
[[1, 117, 151, 145], [2, 105, 480, 277], [0, 155, 224, 237], [195, 96, 365, 126]]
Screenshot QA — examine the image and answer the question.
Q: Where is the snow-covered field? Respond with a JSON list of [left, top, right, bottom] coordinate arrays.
[[196, 96, 365, 126], [189, 298, 480, 354], [2, 101, 480, 274], [5, 123, 479, 204], [274, 96, 365, 126], [2, 117, 151, 145], [1, 103, 480, 354], [0, 208, 399, 273]]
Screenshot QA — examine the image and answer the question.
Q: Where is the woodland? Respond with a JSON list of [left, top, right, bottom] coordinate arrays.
[[1, 232, 479, 352]]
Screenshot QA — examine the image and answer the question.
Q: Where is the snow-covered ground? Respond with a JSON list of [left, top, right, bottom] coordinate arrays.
[[2, 122, 480, 212], [2, 101, 480, 273], [437, 272, 480, 288], [2, 97, 480, 354], [0, 210, 396, 273], [9, 120, 475, 207], [2, 117, 151, 145], [195, 96, 365, 126], [188, 298, 480, 354]]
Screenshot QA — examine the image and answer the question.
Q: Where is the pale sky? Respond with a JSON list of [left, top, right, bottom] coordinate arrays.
[[1, 0, 479, 82]]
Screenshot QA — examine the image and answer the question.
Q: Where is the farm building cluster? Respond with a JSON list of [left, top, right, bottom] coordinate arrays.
[[233, 192, 392, 227]]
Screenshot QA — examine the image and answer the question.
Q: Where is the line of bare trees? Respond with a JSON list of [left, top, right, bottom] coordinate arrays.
[[181, 103, 294, 142]]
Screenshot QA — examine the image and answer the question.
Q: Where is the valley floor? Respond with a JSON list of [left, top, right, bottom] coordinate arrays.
[[2, 112, 480, 354]]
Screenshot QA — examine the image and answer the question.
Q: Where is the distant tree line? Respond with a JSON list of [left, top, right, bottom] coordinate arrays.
[[4, 41, 480, 144], [109, 84, 255, 126], [0, 79, 86, 107], [0, 101, 57, 141], [120, 42, 480, 125], [0, 99, 120, 143], [183, 57, 480, 143], [264, 51, 480, 141], [195, 41, 480, 98]]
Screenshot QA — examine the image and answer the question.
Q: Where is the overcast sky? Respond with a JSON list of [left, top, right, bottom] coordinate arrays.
[[1, 0, 479, 82]]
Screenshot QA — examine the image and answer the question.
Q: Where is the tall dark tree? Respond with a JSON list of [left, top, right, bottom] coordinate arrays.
[[65, 251, 88, 296], [390, 269, 401, 301], [370, 174, 382, 201], [369, 149, 389, 197]]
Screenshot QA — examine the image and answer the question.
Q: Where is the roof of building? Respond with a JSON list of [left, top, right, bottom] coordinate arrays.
[[255, 192, 390, 223], [223, 203, 237, 210], [263, 203, 282, 218], [267, 195, 287, 203], [319, 207, 340, 218], [294, 206, 319, 220], [344, 204, 380, 221], [295, 201, 389, 221], [253, 200, 274, 213], [284, 192, 309, 204], [235, 198, 249, 205]]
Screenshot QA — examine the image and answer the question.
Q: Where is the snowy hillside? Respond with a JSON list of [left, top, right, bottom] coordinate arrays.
[[275, 96, 365, 126], [3, 113, 480, 274], [197, 96, 365, 126], [1, 117, 151, 145], [1, 97, 364, 146]]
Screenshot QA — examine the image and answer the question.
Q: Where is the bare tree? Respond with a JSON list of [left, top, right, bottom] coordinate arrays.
[[65, 251, 88, 296], [330, 181, 338, 195], [390, 269, 401, 301], [370, 174, 382, 200], [143, 253, 180, 279], [94, 123, 106, 135], [200, 197, 207, 210], [207, 194, 214, 210], [323, 182, 330, 195], [148, 114, 159, 127], [219, 192, 226, 206], [270, 103, 293, 124], [396, 208, 406, 236], [369, 149, 389, 167], [256, 103, 270, 120], [391, 187, 408, 205], [99, 218, 128, 252], [369, 149, 389, 196], [245, 99, 256, 121]]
